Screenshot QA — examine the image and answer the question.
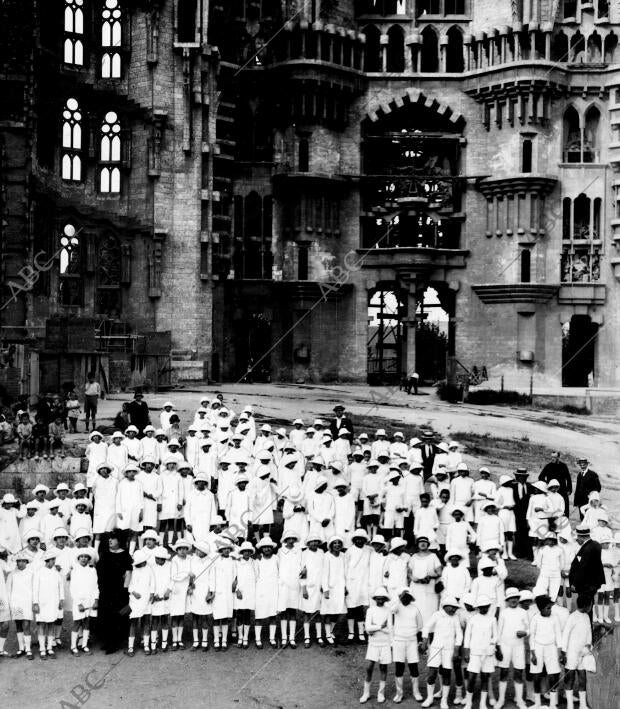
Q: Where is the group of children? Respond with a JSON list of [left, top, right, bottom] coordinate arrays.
[[0, 394, 615, 709], [362, 584, 596, 709]]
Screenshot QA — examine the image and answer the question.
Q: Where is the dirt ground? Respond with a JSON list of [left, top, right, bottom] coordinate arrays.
[[3, 383, 619, 708]]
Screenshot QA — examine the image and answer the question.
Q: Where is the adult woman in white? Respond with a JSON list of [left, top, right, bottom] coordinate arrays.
[[408, 536, 442, 624]]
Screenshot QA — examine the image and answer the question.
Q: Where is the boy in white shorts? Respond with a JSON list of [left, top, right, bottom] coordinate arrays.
[[421, 595, 463, 709], [463, 595, 498, 709], [360, 587, 393, 705], [560, 595, 594, 709], [529, 595, 562, 709], [391, 587, 424, 703], [495, 587, 529, 709]]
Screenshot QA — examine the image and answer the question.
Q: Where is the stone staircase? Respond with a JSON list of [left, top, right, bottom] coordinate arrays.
[[0, 445, 88, 500]]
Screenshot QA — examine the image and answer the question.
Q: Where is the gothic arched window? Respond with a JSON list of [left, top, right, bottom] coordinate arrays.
[[59, 223, 83, 305], [102, 0, 122, 78], [96, 234, 122, 315], [64, 0, 85, 66], [100, 111, 122, 193], [62, 98, 82, 181]]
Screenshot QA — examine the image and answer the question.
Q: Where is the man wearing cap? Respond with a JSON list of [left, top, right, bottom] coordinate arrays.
[[539, 452, 572, 517], [509, 468, 536, 560], [573, 458, 600, 520], [330, 405, 354, 441], [569, 525, 606, 606], [127, 390, 150, 436]]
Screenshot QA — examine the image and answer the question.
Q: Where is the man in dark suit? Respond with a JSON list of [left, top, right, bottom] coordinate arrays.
[[539, 451, 572, 516], [569, 525, 606, 602], [573, 458, 601, 519], [329, 405, 354, 440], [420, 431, 436, 482], [510, 467, 536, 560]]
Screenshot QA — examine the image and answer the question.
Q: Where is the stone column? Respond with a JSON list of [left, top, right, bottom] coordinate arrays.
[[403, 281, 418, 378]]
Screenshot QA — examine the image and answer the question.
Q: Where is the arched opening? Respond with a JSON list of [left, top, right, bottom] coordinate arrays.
[[101, 0, 122, 78], [61, 97, 82, 182], [100, 111, 122, 193], [421, 26, 439, 72], [59, 223, 83, 306], [522, 138, 533, 173], [573, 194, 591, 239], [562, 315, 597, 387], [96, 234, 122, 316], [363, 25, 381, 71], [604, 32, 618, 63], [64, 0, 84, 66], [520, 249, 531, 283], [571, 32, 585, 63], [415, 287, 449, 382], [446, 26, 464, 72], [562, 197, 571, 240], [584, 105, 601, 162], [386, 25, 405, 72], [367, 288, 404, 384], [587, 32, 602, 63], [551, 32, 569, 63], [563, 106, 581, 162]]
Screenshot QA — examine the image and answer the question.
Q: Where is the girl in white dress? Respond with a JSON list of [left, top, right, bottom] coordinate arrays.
[[189, 540, 213, 651], [0, 549, 9, 657], [281, 484, 308, 544], [159, 458, 183, 547], [141, 426, 159, 462], [497, 475, 517, 560], [177, 463, 195, 530], [33, 548, 64, 658], [92, 463, 118, 539], [107, 432, 128, 477], [150, 547, 172, 653], [450, 465, 475, 523], [472, 467, 497, 523], [320, 535, 347, 645], [211, 538, 236, 650], [123, 426, 143, 464], [226, 475, 252, 543], [300, 533, 325, 647], [116, 465, 144, 554], [307, 476, 335, 543], [8, 553, 34, 657], [344, 529, 371, 642], [408, 537, 442, 624], [85, 431, 107, 489], [368, 535, 388, 599], [69, 548, 98, 654], [184, 426, 201, 468], [277, 530, 302, 647], [254, 537, 279, 648], [127, 549, 154, 656], [185, 474, 217, 542], [234, 541, 256, 648], [70, 500, 93, 539], [137, 457, 162, 532], [250, 466, 276, 540], [169, 539, 192, 649], [384, 537, 409, 600]]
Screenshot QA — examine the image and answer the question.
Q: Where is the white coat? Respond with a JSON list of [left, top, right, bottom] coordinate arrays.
[[92, 474, 118, 534], [185, 489, 217, 542], [320, 551, 346, 615], [33, 565, 64, 623], [300, 548, 324, 613], [234, 557, 256, 610], [136, 471, 162, 529], [277, 545, 302, 612], [255, 556, 279, 619], [159, 470, 183, 520], [70, 563, 99, 619], [211, 556, 236, 620], [116, 478, 143, 532], [189, 554, 213, 616], [169, 555, 191, 616], [344, 544, 371, 608]]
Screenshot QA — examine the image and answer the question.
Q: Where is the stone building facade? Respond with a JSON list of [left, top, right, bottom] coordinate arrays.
[[1, 1, 619, 394]]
